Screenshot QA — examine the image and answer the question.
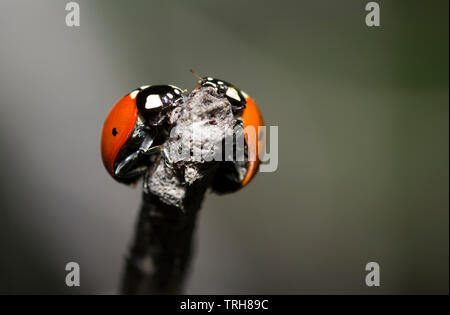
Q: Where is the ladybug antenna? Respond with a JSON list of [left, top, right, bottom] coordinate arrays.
[[189, 69, 203, 81]]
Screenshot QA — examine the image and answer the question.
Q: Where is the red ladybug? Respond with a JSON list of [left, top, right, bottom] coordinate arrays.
[[191, 72, 265, 191], [101, 76, 264, 192], [101, 85, 183, 183]]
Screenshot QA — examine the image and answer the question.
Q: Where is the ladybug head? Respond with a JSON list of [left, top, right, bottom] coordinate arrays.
[[136, 85, 184, 126], [190, 71, 246, 111]]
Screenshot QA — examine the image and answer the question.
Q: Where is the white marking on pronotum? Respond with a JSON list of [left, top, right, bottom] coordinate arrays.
[[140, 85, 150, 90], [167, 93, 173, 99], [169, 85, 182, 95], [207, 77, 213, 81], [226, 87, 241, 101], [145, 95, 163, 109], [129, 90, 139, 99], [217, 81, 224, 85]]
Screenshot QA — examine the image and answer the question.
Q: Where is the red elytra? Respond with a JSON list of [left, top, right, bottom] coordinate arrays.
[[101, 93, 138, 178], [241, 95, 264, 187]]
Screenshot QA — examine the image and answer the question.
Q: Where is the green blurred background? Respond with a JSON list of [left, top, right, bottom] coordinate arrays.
[[0, 0, 448, 294]]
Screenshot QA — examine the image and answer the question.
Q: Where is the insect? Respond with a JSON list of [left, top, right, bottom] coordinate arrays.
[[190, 70, 247, 112], [101, 85, 184, 183], [190, 71, 265, 192]]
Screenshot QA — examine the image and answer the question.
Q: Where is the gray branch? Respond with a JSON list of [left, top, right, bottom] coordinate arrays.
[[120, 87, 235, 294]]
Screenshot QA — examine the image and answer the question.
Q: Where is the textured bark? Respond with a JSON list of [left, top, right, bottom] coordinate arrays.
[[120, 175, 212, 294], [120, 87, 234, 294]]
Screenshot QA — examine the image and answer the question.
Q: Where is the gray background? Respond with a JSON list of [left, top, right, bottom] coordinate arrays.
[[0, 0, 448, 294]]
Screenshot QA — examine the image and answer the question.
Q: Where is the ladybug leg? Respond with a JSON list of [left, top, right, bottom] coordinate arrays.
[[142, 144, 172, 169], [139, 135, 157, 155], [140, 144, 173, 169], [115, 147, 163, 179], [115, 134, 162, 178], [228, 98, 246, 112], [231, 103, 246, 112], [161, 146, 174, 169], [114, 151, 148, 178]]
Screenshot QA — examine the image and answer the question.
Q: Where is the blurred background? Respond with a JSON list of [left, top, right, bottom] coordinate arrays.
[[0, 0, 448, 294]]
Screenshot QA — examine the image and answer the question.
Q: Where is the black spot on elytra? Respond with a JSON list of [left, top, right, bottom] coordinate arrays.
[[112, 128, 118, 136]]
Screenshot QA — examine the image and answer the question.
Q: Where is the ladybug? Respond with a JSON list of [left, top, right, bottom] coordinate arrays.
[[191, 70, 246, 112], [190, 71, 265, 192], [101, 85, 184, 183]]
